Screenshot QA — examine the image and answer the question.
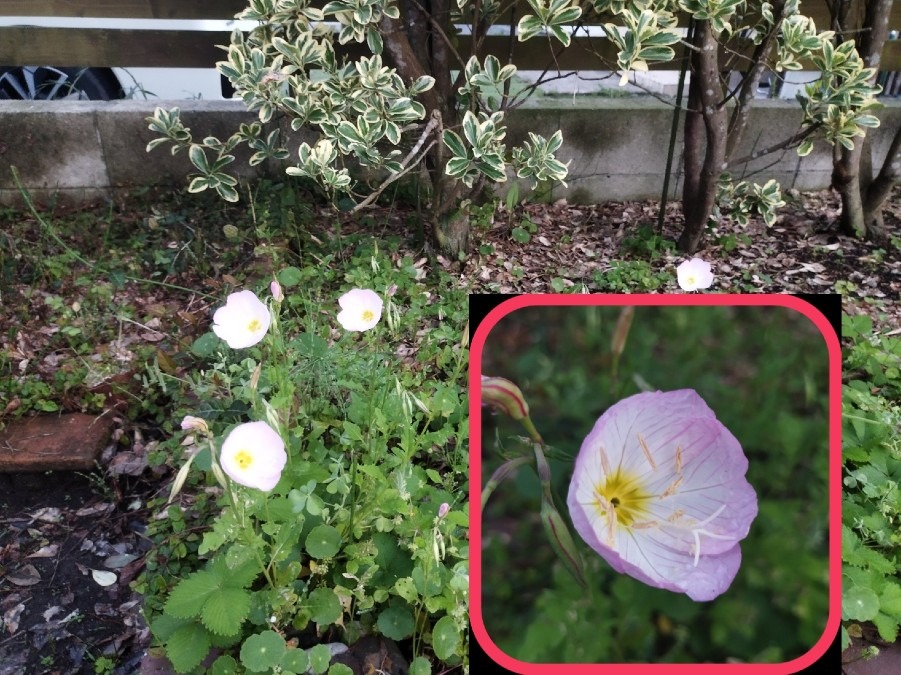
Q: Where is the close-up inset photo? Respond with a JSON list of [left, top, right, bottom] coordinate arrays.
[[472, 297, 838, 670]]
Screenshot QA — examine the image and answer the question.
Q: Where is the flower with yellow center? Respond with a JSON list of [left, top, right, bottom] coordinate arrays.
[[337, 288, 383, 332], [677, 258, 714, 292], [220, 420, 287, 492], [212, 290, 271, 349], [568, 389, 757, 601]]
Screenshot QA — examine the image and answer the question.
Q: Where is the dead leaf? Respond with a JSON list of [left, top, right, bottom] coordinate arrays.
[[30, 507, 62, 523], [5, 564, 41, 587], [75, 503, 115, 518], [26, 544, 58, 559], [91, 569, 117, 587], [108, 451, 148, 476], [104, 554, 139, 569], [3, 603, 25, 633]]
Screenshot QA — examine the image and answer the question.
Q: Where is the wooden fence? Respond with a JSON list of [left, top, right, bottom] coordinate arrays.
[[0, 0, 898, 78]]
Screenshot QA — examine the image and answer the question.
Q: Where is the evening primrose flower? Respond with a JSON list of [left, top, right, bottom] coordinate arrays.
[[180, 415, 209, 435], [677, 258, 714, 292], [567, 389, 757, 601], [212, 290, 271, 348], [337, 289, 382, 332], [220, 421, 287, 492]]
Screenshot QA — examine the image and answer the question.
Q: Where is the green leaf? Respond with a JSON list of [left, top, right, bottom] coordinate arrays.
[[329, 664, 355, 675], [797, 138, 814, 157], [278, 266, 304, 287], [377, 602, 415, 640], [431, 615, 461, 660], [210, 654, 239, 675], [280, 647, 310, 673], [189, 144, 209, 173], [306, 524, 342, 559], [166, 622, 211, 674], [873, 611, 900, 642], [191, 332, 221, 358], [165, 570, 220, 619], [843, 586, 880, 621], [240, 630, 287, 673], [308, 644, 332, 674], [409, 656, 432, 675], [201, 587, 251, 636], [308, 586, 342, 624], [511, 227, 531, 244]]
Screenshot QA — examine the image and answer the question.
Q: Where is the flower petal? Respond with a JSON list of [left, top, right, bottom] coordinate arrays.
[[220, 421, 287, 492], [567, 389, 757, 601]]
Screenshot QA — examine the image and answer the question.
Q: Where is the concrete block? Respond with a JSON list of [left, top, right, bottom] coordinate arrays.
[[0, 98, 897, 206], [0, 413, 114, 472], [97, 99, 260, 189], [0, 101, 109, 204]]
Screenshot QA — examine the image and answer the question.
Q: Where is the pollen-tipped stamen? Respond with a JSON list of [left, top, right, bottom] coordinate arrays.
[[637, 433, 656, 469]]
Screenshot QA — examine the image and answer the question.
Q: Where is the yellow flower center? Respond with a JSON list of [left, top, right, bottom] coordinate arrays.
[[593, 466, 652, 529], [361, 310, 374, 322], [234, 449, 254, 470], [247, 319, 261, 332]]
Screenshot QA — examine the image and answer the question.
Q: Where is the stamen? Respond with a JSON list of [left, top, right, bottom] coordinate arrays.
[[659, 476, 683, 498], [631, 520, 658, 529], [598, 494, 617, 547], [667, 508, 685, 522], [675, 445, 683, 473], [599, 445, 611, 476], [637, 433, 656, 469], [607, 505, 617, 547], [691, 530, 701, 567]]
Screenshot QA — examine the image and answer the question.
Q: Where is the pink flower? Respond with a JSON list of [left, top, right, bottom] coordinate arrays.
[[220, 421, 287, 492], [212, 290, 271, 348], [337, 289, 382, 332], [677, 258, 714, 292], [180, 415, 208, 434], [567, 389, 757, 601], [270, 280, 284, 302]]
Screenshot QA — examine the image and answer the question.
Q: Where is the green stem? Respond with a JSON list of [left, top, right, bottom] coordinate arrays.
[[481, 455, 532, 510]]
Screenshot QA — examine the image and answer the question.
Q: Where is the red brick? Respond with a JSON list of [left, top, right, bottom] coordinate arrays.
[[0, 414, 114, 472]]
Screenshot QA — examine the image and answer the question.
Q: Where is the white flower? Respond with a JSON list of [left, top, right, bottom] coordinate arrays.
[[676, 258, 714, 292], [220, 421, 287, 492], [212, 290, 271, 348], [337, 289, 383, 332]]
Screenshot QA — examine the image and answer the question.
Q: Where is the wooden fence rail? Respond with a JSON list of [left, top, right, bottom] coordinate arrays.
[[0, 0, 898, 75]]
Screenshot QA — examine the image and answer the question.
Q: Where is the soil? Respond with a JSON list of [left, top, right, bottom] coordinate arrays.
[[0, 470, 156, 674]]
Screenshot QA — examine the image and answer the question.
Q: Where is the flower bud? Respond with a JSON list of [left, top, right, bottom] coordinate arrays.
[[535, 442, 587, 589], [180, 415, 209, 435], [480, 376, 529, 420], [610, 306, 635, 361], [270, 279, 284, 302], [438, 502, 450, 519], [540, 495, 588, 590], [168, 454, 196, 503]]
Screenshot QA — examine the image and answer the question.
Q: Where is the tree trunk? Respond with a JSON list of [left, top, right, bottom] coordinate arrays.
[[379, 12, 468, 256], [863, 124, 901, 237], [834, 0, 893, 237], [679, 21, 728, 254], [725, 0, 785, 162]]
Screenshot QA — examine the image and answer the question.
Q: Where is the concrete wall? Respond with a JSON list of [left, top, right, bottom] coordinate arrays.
[[0, 98, 898, 207]]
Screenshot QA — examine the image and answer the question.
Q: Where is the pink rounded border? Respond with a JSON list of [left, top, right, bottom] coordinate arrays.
[[470, 294, 841, 674]]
